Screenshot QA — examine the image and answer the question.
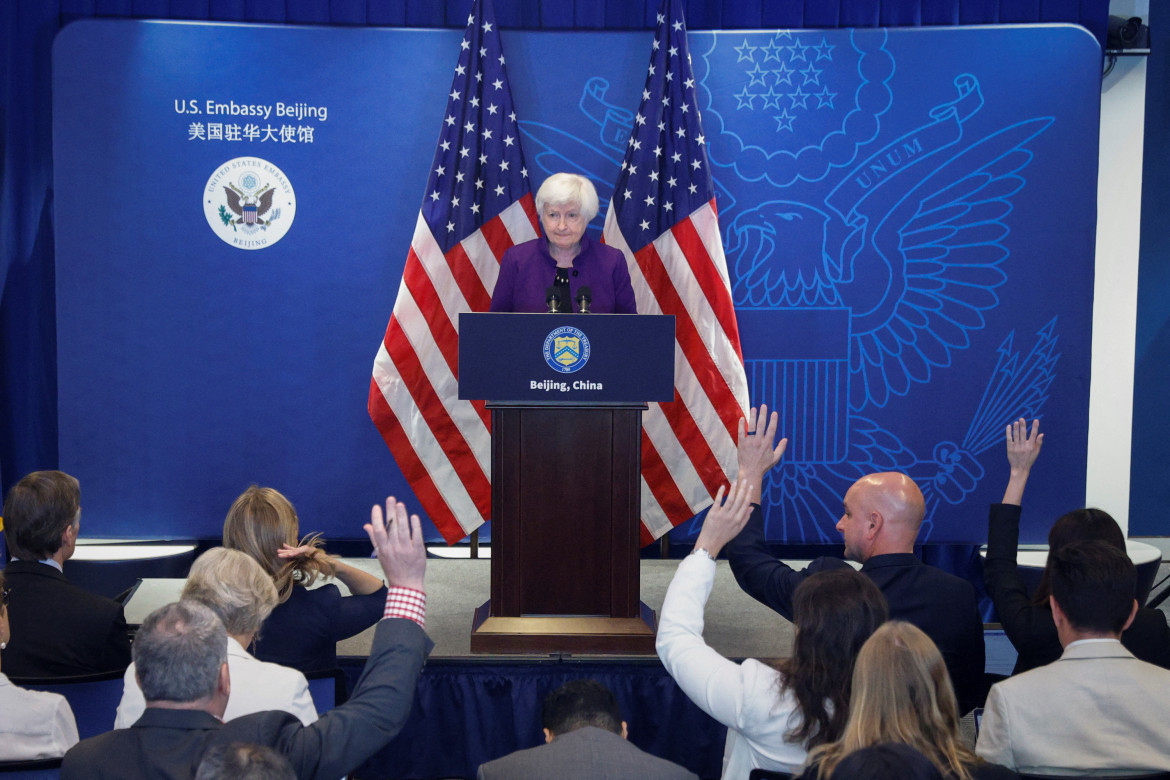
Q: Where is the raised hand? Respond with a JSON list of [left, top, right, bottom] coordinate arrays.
[[693, 480, 755, 559], [364, 496, 426, 592], [1002, 418, 1043, 506], [1006, 418, 1043, 473], [736, 404, 788, 504]]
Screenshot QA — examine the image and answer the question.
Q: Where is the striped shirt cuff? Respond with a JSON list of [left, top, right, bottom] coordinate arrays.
[[384, 586, 427, 628]]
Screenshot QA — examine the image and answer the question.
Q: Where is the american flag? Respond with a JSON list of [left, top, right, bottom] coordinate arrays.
[[603, 0, 749, 543], [368, 0, 538, 544]]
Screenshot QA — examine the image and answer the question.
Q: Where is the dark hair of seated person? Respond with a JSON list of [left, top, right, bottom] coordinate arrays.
[[828, 742, 944, 780], [2, 470, 80, 559], [1030, 507, 1126, 606], [773, 568, 889, 748], [541, 679, 622, 736], [195, 742, 296, 780], [1049, 540, 1137, 634]]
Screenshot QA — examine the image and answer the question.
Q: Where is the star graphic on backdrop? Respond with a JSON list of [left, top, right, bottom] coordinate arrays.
[[735, 38, 757, 62]]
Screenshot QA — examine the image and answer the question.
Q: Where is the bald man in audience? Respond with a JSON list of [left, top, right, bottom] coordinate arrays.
[[722, 405, 985, 713]]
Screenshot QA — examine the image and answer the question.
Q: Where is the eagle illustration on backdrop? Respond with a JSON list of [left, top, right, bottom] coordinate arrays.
[[224, 183, 276, 226]]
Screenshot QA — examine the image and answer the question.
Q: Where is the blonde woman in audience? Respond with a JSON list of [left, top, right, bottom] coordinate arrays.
[[658, 480, 889, 778], [223, 485, 386, 672], [0, 568, 80, 759], [800, 621, 1016, 780], [114, 547, 316, 727]]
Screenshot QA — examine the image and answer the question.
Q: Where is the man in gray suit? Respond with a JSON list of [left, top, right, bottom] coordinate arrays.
[[976, 540, 1170, 775], [477, 679, 696, 780]]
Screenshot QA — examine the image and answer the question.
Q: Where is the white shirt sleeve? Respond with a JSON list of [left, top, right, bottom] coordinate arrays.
[[288, 671, 318, 726], [52, 695, 80, 752], [656, 553, 775, 731], [114, 663, 145, 729]]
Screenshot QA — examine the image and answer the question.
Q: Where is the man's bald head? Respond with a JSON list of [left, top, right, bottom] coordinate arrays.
[[837, 472, 925, 561]]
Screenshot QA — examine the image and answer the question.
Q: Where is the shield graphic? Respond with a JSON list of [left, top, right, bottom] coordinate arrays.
[[554, 336, 580, 367], [243, 204, 258, 225]]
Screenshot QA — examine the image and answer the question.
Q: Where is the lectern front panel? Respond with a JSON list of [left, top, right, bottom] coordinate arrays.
[[489, 405, 642, 619]]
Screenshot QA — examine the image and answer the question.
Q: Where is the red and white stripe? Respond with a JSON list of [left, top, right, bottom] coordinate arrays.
[[369, 196, 539, 543], [604, 200, 749, 543]]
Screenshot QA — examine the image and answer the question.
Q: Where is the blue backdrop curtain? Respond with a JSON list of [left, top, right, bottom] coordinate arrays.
[[0, 0, 1110, 496]]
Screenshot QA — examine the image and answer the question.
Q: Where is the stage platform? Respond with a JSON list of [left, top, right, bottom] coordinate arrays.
[[126, 556, 796, 660], [123, 557, 788, 779]]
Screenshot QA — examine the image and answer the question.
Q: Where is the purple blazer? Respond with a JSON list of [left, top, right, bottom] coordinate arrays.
[[490, 234, 637, 314]]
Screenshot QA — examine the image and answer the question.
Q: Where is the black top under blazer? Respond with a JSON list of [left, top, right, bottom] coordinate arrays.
[[983, 502, 1170, 675]]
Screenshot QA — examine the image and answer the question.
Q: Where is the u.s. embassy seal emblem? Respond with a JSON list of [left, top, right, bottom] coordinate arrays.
[[543, 326, 591, 374], [203, 157, 296, 250]]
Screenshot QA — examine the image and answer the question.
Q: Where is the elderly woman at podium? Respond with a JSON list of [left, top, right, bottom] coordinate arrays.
[[490, 172, 637, 314]]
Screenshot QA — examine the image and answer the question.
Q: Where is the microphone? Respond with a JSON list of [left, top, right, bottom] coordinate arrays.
[[575, 286, 592, 314], [548, 267, 570, 313], [545, 286, 564, 313]]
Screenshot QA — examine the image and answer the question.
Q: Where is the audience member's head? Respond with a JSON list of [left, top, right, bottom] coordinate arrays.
[[807, 621, 978, 780], [195, 742, 296, 780], [540, 679, 626, 742], [181, 547, 278, 641], [133, 601, 227, 707], [1048, 539, 1138, 640], [830, 742, 945, 780], [837, 473, 925, 561], [223, 485, 334, 600], [2, 470, 81, 561], [1032, 507, 1127, 605], [777, 567, 888, 747]]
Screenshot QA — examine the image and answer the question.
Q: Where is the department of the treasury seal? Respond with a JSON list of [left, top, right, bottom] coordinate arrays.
[[543, 326, 591, 374], [204, 157, 296, 250]]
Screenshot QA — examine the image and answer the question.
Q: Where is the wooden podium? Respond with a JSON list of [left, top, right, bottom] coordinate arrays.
[[458, 313, 675, 654]]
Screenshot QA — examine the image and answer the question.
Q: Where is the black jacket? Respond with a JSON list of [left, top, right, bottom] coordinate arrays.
[[726, 504, 986, 713], [983, 502, 1170, 674], [1, 559, 132, 677]]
